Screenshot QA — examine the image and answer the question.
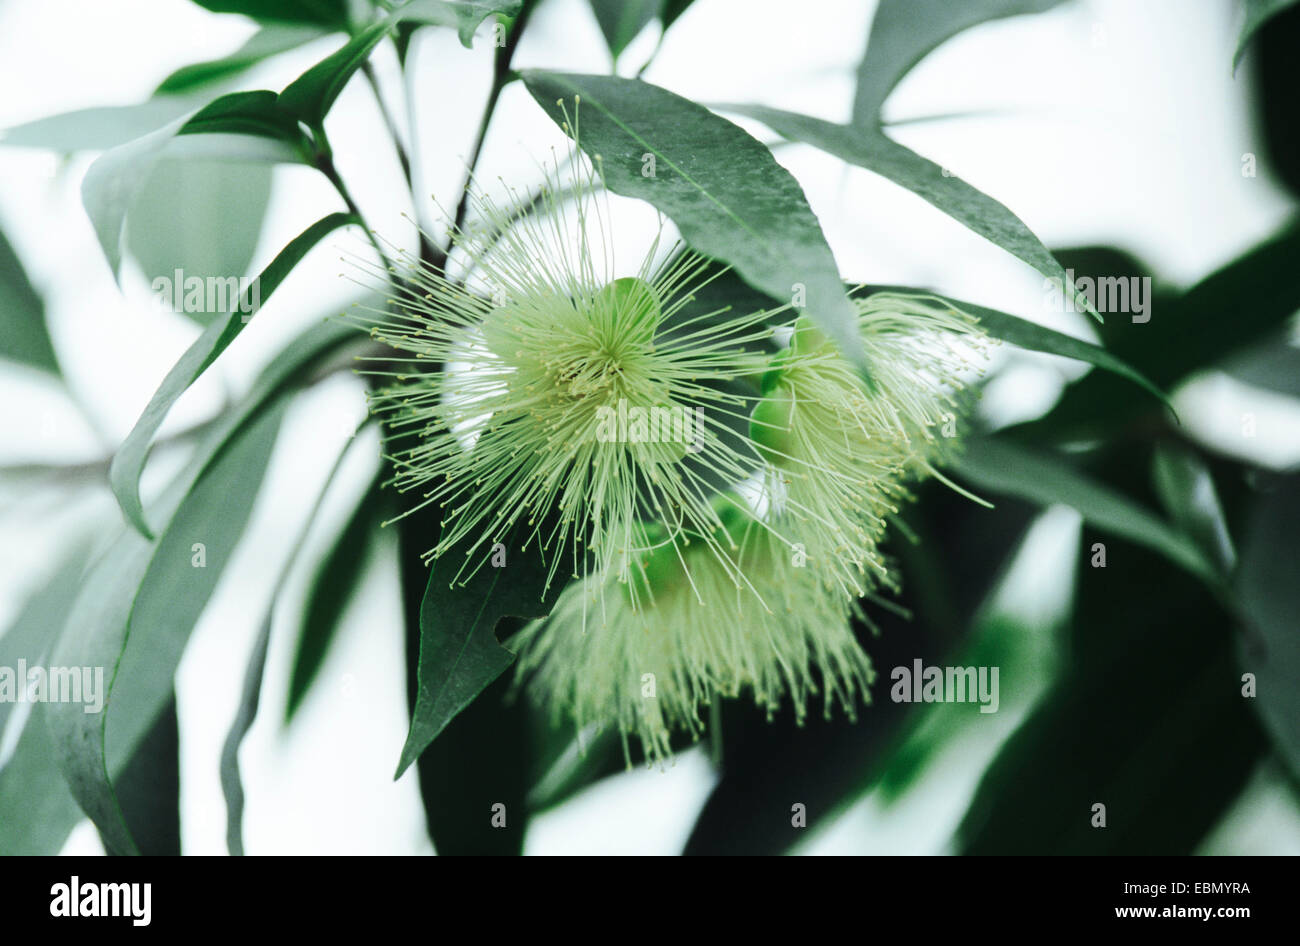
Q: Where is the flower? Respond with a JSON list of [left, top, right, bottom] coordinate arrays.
[[511, 502, 874, 765], [750, 292, 990, 596], [354, 154, 781, 593]]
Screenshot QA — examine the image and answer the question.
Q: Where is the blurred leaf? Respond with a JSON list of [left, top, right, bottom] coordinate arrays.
[[285, 467, 384, 723], [1234, 0, 1300, 72], [1, 99, 199, 151], [187, 0, 349, 28], [588, 0, 659, 61], [954, 436, 1220, 583], [1254, 3, 1300, 198], [852, 0, 1069, 126], [394, 515, 564, 779], [522, 72, 869, 375], [1221, 334, 1300, 399], [959, 536, 1265, 853], [110, 212, 358, 538], [1152, 444, 1236, 574], [0, 225, 59, 375], [49, 403, 285, 856], [400, 0, 523, 48], [126, 160, 274, 326], [725, 106, 1095, 318], [660, 0, 694, 30], [156, 23, 328, 94], [684, 481, 1037, 853], [81, 98, 307, 280], [113, 694, 180, 856], [1236, 473, 1300, 778]]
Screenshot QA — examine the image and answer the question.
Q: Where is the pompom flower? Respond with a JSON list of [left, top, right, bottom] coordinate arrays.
[[512, 503, 874, 764], [354, 155, 780, 592], [751, 292, 990, 596]]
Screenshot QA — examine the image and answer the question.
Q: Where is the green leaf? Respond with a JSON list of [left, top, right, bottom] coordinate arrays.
[[399, 0, 523, 48], [394, 517, 565, 779], [278, 20, 394, 124], [126, 160, 274, 326], [49, 402, 285, 856], [81, 97, 307, 280], [1235, 473, 1300, 778], [110, 212, 358, 538], [724, 106, 1094, 318], [588, 0, 659, 61], [0, 225, 59, 375], [1234, 0, 1300, 71], [953, 436, 1219, 583], [852, 0, 1069, 127], [521, 72, 868, 373], [1152, 444, 1236, 575], [660, 0, 695, 31], [187, 0, 349, 28], [959, 536, 1264, 854], [1, 99, 200, 151], [285, 467, 383, 723], [156, 24, 329, 95], [113, 694, 181, 856]]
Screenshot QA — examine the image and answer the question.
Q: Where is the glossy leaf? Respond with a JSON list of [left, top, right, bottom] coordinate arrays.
[[110, 212, 358, 538], [522, 72, 868, 372]]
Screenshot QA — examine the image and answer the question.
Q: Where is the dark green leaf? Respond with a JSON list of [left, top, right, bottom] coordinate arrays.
[[400, 0, 523, 48], [394, 517, 565, 779], [178, 90, 306, 145], [1234, 0, 1300, 71], [522, 72, 868, 372], [110, 212, 358, 538], [187, 0, 349, 28], [1235, 473, 1300, 778], [113, 694, 180, 856], [588, 0, 659, 61], [285, 467, 384, 723], [852, 0, 1069, 126], [0, 225, 59, 375], [278, 20, 393, 124]]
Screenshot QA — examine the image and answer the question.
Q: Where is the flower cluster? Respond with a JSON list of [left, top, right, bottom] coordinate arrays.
[[357, 148, 989, 764]]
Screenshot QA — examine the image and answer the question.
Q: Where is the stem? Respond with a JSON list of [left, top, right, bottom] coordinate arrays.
[[449, 2, 536, 240], [361, 60, 414, 192]]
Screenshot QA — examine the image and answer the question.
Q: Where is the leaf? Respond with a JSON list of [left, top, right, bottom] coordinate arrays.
[[660, 0, 695, 31], [112, 693, 181, 856], [0, 225, 59, 375], [1152, 444, 1236, 575], [859, 285, 1167, 408], [49, 402, 286, 856], [156, 23, 329, 95], [959, 535, 1265, 854], [178, 90, 306, 145], [724, 106, 1093, 317], [1235, 473, 1300, 778], [285, 467, 384, 723], [852, 0, 1069, 127], [81, 98, 307, 280], [521, 72, 868, 373], [399, 0, 523, 48], [1, 98, 200, 151], [394, 517, 565, 779], [588, 0, 659, 61], [187, 0, 349, 28], [1234, 0, 1300, 72], [278, 20, 394, 124], [953, 436, 1219, 583], [110, 212, 358, 538], [126, 159, 274, 326]]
